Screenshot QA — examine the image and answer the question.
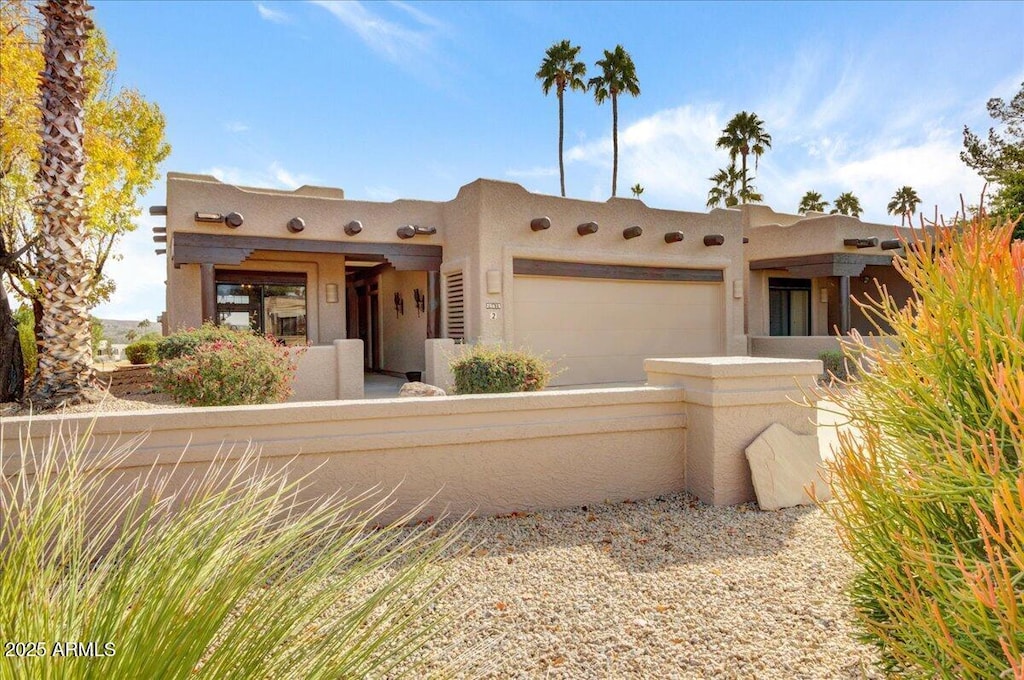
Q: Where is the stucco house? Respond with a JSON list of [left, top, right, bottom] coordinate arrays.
[[155, 172, 912, 387]]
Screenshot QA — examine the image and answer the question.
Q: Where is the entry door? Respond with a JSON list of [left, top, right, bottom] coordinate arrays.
[[356, 280, 382, 371]]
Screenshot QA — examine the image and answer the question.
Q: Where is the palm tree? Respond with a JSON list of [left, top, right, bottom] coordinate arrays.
[[630, 183, 644, 198], [589, 45, 640, 198], [887, 185, 922, 226], [831, 192, 863, 218], [706, 164, 742, 209], [715, 111, 772, 203], [28, 0, 98, 407], [798, 191, 829, 214], [536, 40, 588, 198]]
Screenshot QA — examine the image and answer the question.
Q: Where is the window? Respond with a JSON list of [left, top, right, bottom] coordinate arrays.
[[215, 271, 307, 346], [768, 277, 811, 336]]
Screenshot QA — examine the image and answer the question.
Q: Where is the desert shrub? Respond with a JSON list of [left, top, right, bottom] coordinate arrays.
[[818, 212, 1024, 678], [0, 422, 464, 679], [124, 339, 158, 365], [156, 322, 240, 361], [818, 349, 853, 381], [154, 329, 300, 406], [450, 344, 554, 394]]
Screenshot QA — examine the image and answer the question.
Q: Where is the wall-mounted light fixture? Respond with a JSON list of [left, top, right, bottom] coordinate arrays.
[[819, 288, 828, 304], [397, 225, 437, 239], [732, 280, 743, 299], [413, 288, 425, 316], [344, 220, 363, 236], [880, 239, 902, 250], [287, 217, 305, 233], [577, 221, 599, 235], [623, 226, 643, 239], [530, 216, 551, 231], [394, 291, 405, 317], [703, 234, 725, 246], [664, 231, 684, 243], [325, 283, 339, 304], [843, 237, 878, 249]]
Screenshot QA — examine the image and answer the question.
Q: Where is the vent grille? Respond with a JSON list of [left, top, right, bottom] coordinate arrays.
[[445, 271, 465, 340]]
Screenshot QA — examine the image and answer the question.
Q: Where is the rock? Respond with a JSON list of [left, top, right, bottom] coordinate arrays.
[[399, 381, 446, 397], [745, 423, 832, 511]]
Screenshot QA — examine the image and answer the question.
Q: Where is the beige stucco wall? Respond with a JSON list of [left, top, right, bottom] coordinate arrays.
[[378, 268, 428, 374], [2, 387, 687, 524], [289, 339, 363, 401]]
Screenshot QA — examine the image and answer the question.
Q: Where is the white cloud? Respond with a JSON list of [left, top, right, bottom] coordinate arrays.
[[201, 162, 315, 190], [92, 215, 167, 322], [255, 2, 290, 24], [309, 0, 445, 71], [223, 121, 250, 133]]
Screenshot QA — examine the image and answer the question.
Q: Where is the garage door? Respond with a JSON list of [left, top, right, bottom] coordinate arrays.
[[513, 265, 724, 386]]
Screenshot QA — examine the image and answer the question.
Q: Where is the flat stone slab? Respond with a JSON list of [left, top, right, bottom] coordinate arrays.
[[745, 423, 831, 511]]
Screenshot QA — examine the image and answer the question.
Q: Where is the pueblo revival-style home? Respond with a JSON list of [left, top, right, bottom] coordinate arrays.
[[155, 172, 912, 387]]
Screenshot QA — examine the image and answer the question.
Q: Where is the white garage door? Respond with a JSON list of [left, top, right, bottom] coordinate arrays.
[[513, 272, 724, 386]]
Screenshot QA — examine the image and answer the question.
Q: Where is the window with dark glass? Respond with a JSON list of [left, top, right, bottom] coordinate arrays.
[[768, 277, 811, 336], [215, 271, 307, 346]]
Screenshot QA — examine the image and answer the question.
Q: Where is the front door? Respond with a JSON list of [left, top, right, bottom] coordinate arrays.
[[355, 280, 381, 371]]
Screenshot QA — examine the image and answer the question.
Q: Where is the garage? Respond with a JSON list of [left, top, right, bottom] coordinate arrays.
[[512, 259, 725, 386]]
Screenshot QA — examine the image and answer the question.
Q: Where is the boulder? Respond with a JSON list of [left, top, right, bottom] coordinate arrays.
[[745, 423, 831, 511], [399, 381, 446, 397]]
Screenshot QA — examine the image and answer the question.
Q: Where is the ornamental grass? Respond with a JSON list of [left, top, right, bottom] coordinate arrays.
[[0, 421, 464, 679], [818, 210, 1023, 678]]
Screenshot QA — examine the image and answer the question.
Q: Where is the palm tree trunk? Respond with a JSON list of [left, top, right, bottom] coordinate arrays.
[[29, 0, 99, 408], [558, 91, 565, 197], [611, 93, 619, 198], [0, 276, 24, 402], [740, 152, 748, 204]]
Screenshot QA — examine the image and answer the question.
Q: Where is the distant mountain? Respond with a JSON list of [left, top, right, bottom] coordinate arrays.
[[97, 318, 159, 345]]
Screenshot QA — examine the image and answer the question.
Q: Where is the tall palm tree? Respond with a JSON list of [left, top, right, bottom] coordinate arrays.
[[29, 0, 98, 407], [706, 164, 742, 209], [831, 192, 863, 218], [887, 185, 922, 226], [715, 111, 772, 203], [589, 45, 640, 198], [798, 190, 829, 214], [630, 183, 644, 198], [536, 40, 588, 198]]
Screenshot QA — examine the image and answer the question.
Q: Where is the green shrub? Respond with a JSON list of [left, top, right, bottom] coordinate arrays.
[[450, 344, 554, 394], [14, 305, 35, 377], [819, 212, 1024, 678], [818, 349, 853, 381], [0, 421, 464, 679], [154, 328, 301, 406], [124, 339, 158, 365], [156, 322, 239, 361]]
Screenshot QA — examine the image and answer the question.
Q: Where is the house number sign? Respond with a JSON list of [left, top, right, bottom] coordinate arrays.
[[485, 302, 501, 319]]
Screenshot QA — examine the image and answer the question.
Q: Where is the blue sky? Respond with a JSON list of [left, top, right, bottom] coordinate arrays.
[[89, 0, 1024, 321]]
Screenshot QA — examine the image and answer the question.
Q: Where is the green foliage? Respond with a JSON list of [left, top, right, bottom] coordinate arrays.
[[817, 349, 853, 381], [830, 191, 863, 218], [154, 326, 301, 406], [124, 339, 157, 365], [450, 345, 554, 394], [0, 424, 464, 679], [715, 111, 772, 204], [989, 169, 1024, 239], [156, 322, 241, 361], [798, 190, 828, 214], [961, 81, 1024, 182], [14, 305, 35, 377], [819, 212, 1024, 678]]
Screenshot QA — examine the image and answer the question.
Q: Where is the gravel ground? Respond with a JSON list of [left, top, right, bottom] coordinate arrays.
[[402, 495, 881, 679]]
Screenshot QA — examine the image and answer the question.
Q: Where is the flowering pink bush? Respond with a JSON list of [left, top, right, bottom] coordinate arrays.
[[154, 328, 302, 406]]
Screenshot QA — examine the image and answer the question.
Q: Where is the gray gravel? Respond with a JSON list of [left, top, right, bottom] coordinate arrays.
[[409, 494, 881, 679]]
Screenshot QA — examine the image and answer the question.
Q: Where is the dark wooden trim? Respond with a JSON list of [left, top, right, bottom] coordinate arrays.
[[512, 258, 723, 283], [749, 253, 892, 271], [348, 262, 389, 283], [215, 270, 308, 286], [171, 231, 442, 271], [426, 270, 441, 339], [200, 263, 216, 323]]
